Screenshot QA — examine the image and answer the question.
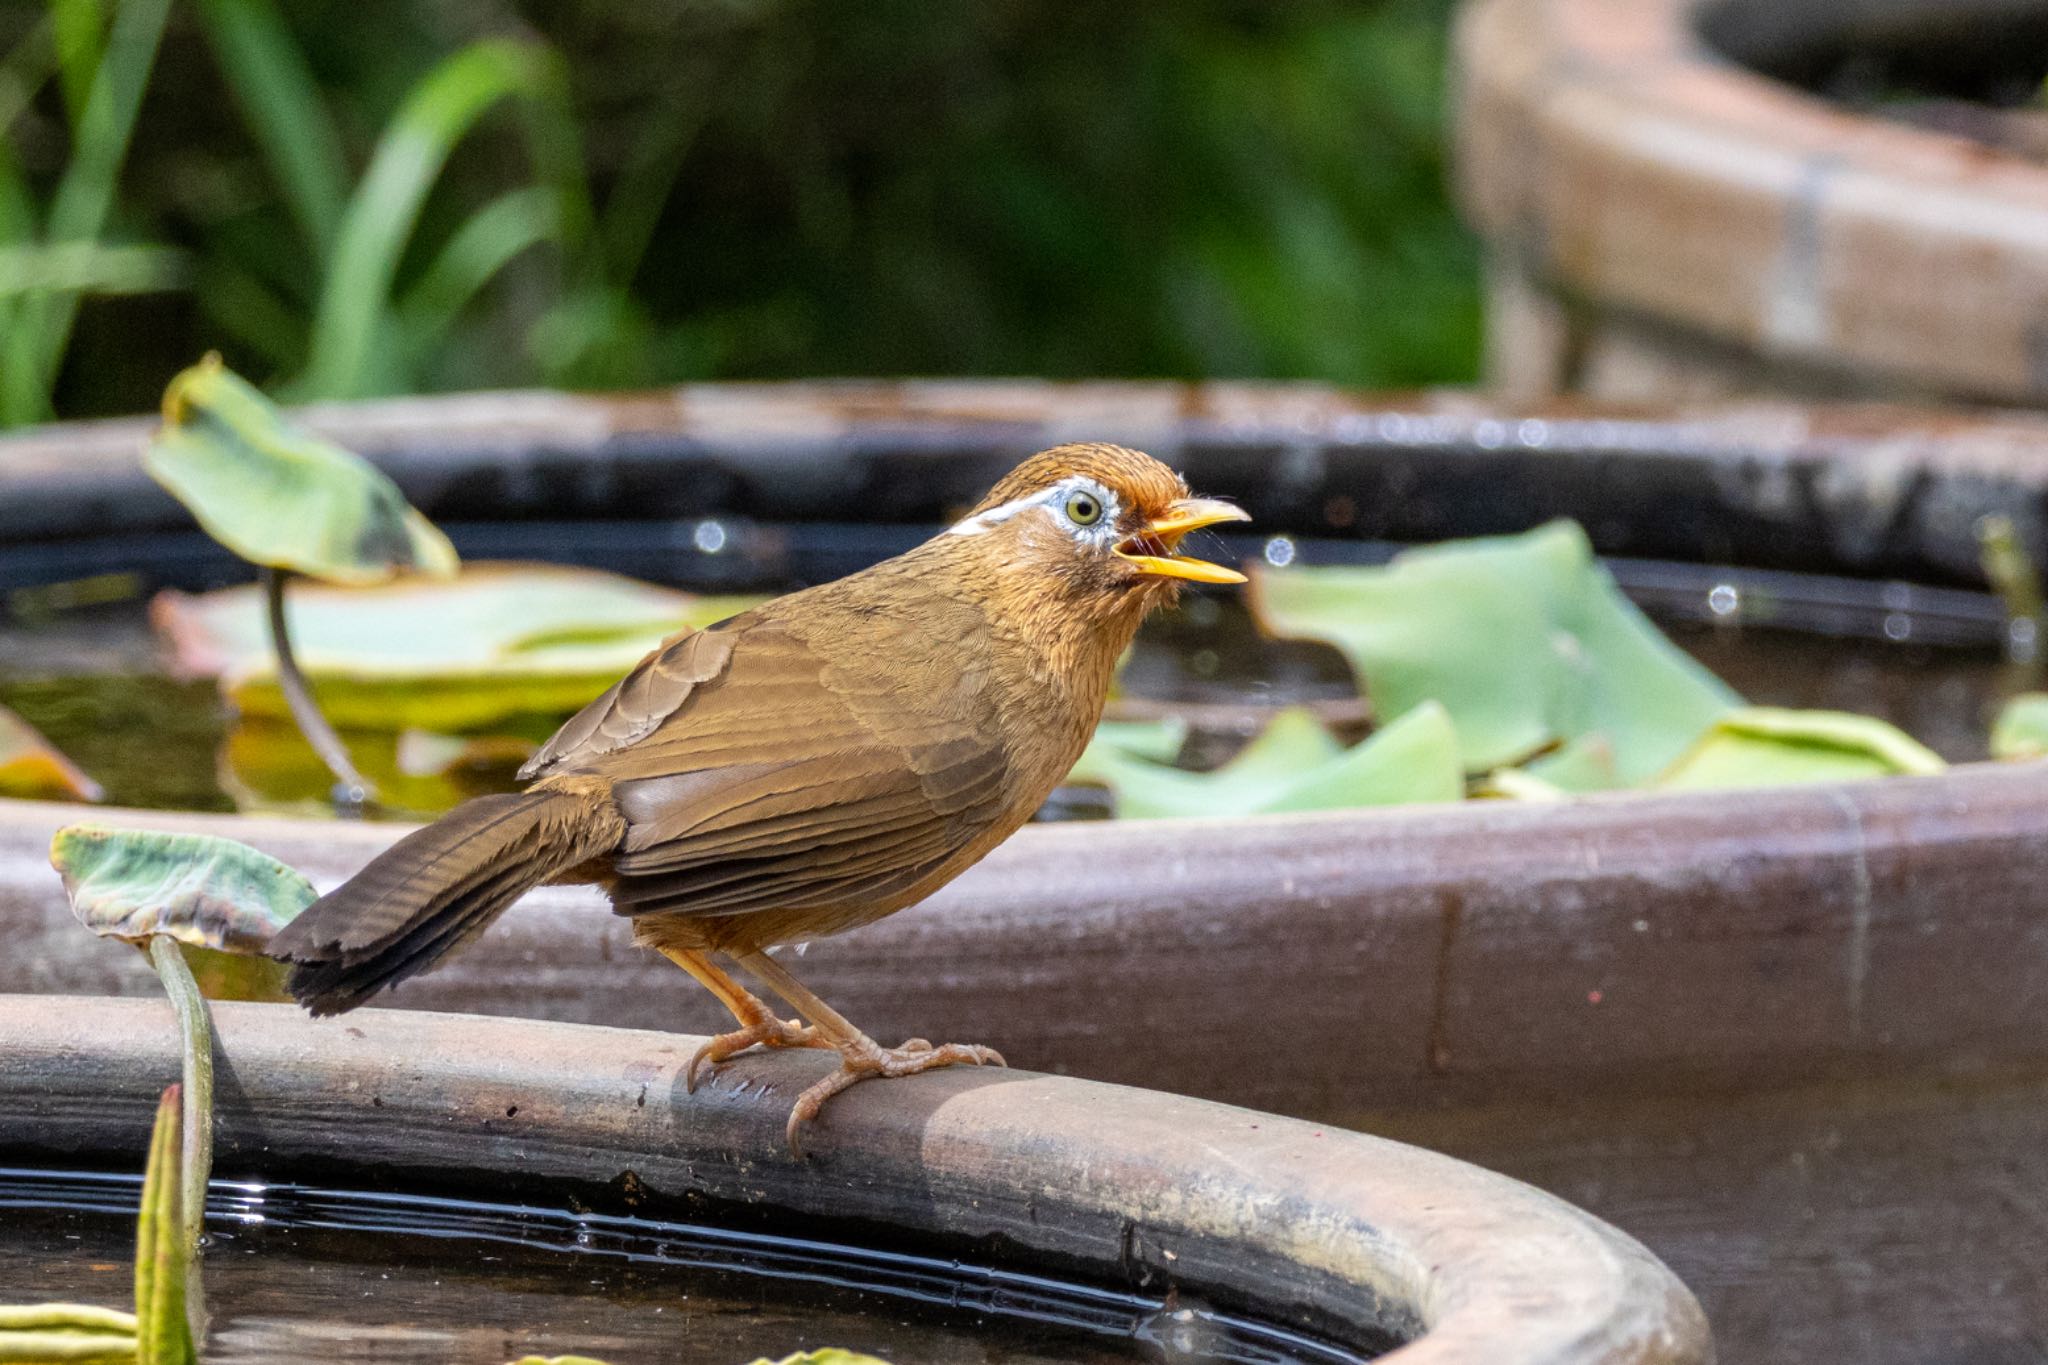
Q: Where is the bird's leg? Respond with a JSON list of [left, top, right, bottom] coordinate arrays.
[[658, 947, 830, 1092], [732, 949, 1005, 1155]]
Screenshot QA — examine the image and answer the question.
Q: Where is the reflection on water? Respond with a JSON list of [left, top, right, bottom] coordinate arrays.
[[0, 1168, 1383, 1365]]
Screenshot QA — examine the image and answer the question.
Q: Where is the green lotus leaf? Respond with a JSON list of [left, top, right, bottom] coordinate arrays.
[[51, 824, 315, 954], [1991, 692, 2048, 760], [222, 716, 539, 820], [0, 704, 103, 803], [144, 355, 457, 585], [1068, 703, 1461, 818], [152, 562, 765, 731], [1249, 521, 1737, 783], [1654, 707, 1946, 792]]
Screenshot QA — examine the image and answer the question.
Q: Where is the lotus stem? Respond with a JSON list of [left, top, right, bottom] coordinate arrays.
[[261, 566, 373, 812], [147, 939, 212, 1262]]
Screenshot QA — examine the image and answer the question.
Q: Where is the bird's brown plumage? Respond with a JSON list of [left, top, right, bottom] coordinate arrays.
[[270, 443, 1245, 1145]]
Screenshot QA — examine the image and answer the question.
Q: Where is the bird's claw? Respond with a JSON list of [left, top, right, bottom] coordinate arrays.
[[685, 1015, 827, 1093], [784, 1037, 1006, 1157]]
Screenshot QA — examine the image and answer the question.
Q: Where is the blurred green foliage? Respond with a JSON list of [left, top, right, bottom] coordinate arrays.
[[0, 0, 1476, 423]]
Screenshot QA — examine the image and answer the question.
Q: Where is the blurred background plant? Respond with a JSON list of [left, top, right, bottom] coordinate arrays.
[[0, 0, 1476, 426]]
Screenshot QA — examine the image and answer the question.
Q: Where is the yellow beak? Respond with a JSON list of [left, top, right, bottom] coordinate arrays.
[[1115, 497, 1252, 584]]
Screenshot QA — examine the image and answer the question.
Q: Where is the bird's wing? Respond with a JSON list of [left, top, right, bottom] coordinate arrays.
[[534, 600, 1013, 920], [517, 624, 740, 781]]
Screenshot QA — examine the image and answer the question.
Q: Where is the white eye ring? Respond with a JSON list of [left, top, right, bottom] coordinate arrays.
[[1064, 490, 1104, 526]]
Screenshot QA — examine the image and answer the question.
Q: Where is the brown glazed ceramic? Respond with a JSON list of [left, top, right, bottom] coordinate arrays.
[[0, 997, 1710, 1364]]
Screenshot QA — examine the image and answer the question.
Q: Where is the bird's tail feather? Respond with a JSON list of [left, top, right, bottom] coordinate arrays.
[[269, 782, 622, 1015]]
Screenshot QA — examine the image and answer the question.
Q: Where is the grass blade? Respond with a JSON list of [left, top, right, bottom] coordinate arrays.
[[1, 0, 172, 425], [48, 0, 103, 130], [134, 1084, 195, 1365], [299, 39, 580, 399], [393, 184, 561, 364], [147, 938, 213, 1260], [0, 14, 56, 140], [190, 0, 347, 256], [0, 241, 183, 296]]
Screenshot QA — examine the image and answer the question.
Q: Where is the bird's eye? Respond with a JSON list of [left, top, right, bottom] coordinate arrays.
[[1065, 490, 1104, 527]]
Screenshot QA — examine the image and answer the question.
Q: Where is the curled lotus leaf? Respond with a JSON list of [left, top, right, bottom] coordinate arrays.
[[152, 562, 763, 732], [1068, 703, 1462, 818], [1654, 707, 1945, 791], [51, 823, 316, 953], [1250, 521, 1736, 783], [143, 354, 457, 585]]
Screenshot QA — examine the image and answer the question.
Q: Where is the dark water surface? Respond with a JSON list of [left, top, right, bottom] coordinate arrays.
[[0, 1168, 1379, 1365]]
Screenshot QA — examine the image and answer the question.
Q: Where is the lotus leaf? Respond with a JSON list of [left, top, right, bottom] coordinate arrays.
[[1991, 693, 2048, 760], [1654, 707, 1945, 791], [1068, 703, 1461, 819], [52, 824, 315, 955], [0, 705, 103, 802], [143, 355, 457, 585], [152, 562, 764, 731], [1249, 521, 1737, 783], [222, 716, 539, 819]]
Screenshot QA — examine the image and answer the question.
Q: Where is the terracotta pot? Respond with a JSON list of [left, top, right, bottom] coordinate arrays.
[[0, 997, 1710, 1364], [1455, 0, 2048, 405], [9, 379, 2048, 1362]]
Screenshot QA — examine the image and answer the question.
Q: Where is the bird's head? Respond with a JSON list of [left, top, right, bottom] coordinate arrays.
[[946, 444, 1250, 621]]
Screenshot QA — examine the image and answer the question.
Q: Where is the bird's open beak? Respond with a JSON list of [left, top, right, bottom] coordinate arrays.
[[1115, 497, 1252, 584]]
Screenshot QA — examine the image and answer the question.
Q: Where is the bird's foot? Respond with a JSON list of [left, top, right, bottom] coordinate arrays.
[[785, 1035, 1006, 1156], [686, 1015, 829, 1093]]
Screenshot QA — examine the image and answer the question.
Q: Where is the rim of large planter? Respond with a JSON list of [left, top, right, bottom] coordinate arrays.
[[11, 750, 2048, 1125], [1453, 0, 2048, 403], [0, 996, 1713, 1365], [13, 378, 2048, 582]]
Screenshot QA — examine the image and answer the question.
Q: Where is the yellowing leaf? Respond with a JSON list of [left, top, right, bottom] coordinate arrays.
[[1655, 707, 1945, 791], [145, 355, 457, 585], [53, 824, 314, 954], [152, 562, 765, 731], [0, 704, 103, 802], [1250, 522, 1736, 783]]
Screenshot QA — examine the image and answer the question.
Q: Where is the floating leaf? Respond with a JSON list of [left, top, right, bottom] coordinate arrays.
[[1480, 732, 1619, 800], [505, 1357, 614, 1365], [1250, 522, 1737, 783], [221, 716, 538, 820], [53, 824, 314, 956], [1068, 703, 1461, 819], [0, 704, 103, 802], [1080, 717, 1189, 766], [135, 1085, 196, 1365], [152, 562, 762, 731], [143, 355, 457, 585], [1991, 693, 2048, 760], [1654, 707, 1946, 792], [746, 1353, 898, 1365], [0, 1302, 138, 1363]]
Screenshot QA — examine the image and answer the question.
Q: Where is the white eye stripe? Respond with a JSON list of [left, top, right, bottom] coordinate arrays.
[[946, 477, 1119, 538]]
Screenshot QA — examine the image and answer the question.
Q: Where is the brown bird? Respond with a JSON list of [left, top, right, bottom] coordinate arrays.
[[269, 444, 1248, 1149]]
